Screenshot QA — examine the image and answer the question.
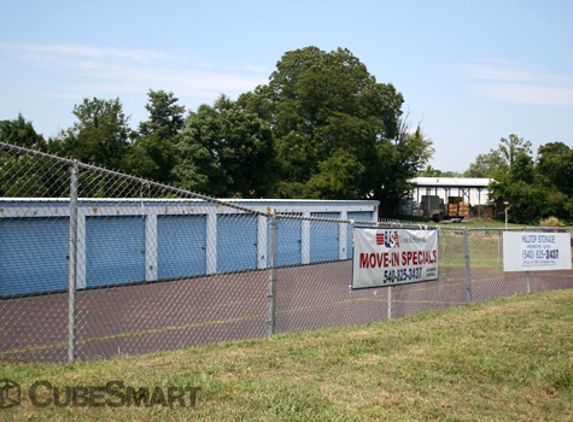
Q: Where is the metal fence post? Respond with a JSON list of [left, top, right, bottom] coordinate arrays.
[[387, 286, 393, 320], [68, 160, 79, 362], [267, 211, 277, 336], [464, 227, 472, 303]]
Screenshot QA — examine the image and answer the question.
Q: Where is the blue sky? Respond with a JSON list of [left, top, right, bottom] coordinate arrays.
[[1, 0, 572, 173]]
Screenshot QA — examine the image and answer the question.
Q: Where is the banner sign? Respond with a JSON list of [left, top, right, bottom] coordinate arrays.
[[352, 227, 439, 289], [503, 232, 572, 272]]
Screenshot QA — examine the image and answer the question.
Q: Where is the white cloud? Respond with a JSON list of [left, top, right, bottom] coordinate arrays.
[[470, 83, 573, 106], [1, 42, 184, 65], [459, 59, 573, 106], [0, 42, 269, 101]]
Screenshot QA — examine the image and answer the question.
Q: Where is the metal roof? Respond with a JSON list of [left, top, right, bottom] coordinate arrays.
[[411, 177, 493, 188]]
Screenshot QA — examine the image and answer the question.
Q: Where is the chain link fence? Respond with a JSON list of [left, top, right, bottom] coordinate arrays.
[[1, 142, 572, 363]]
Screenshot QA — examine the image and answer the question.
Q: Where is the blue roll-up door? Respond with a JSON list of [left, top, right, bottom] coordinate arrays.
[[275, 216, 302, 267], [157, 215, 206, 279], [347, 212, 374, 259], [217, 214, 258, 273], [86, 216, 146, 287], [0, 217, 69, 296], [310, 212, 339, 263]]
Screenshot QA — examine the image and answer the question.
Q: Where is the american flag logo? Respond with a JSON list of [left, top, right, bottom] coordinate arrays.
[[386, 231, 400, 248], [376, 231, 400, 248]]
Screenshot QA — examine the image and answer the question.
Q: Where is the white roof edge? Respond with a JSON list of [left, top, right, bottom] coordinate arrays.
[[410, 177, 494, 187], [0, 197, 379, 204]]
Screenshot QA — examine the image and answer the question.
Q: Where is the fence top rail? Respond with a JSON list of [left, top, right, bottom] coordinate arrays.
[[1, 142, 380, 219], [437, 225, 573, 232], [0, 142, 267, 217], [0, 197, 378, 212], [0, 197, 377, 203]]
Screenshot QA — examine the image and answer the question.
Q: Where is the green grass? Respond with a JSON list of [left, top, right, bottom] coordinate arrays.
[[397, 217, 526, 268], [2, 290, 573, 421], [397, 215, 524, 229], [438, 228, 505, 268], [439, 219, 517, 229]]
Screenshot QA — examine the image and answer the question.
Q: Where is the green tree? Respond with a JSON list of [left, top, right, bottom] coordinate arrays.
[[173, 95, 275, 197], [49, 97, 134, 171], [418, 166, 461, 177], [536, 142, 573, 195], [488, 142, 545, 224], [302, 149, 365, 199], [239, 46, 432, 212], [465, 134, 532, 178], [499, 134, 532, 168], [0, 154, 50, 197], [464, 150, 506, 178], [375, 124, 433, 216], [139, 90, 185, 138], [0, 114, 46, 150], [535, 142, 573, 220], [440, 171, 462, 177], [172, 103, 227, 196], [419, 165, 441, 177], [126, 90, 185, 183], [0, 115, 69, 197]]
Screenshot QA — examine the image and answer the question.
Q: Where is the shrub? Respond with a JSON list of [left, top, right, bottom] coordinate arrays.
[[539, 216, 566, 227]]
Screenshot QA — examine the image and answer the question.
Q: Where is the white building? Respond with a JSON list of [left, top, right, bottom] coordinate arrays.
[[408, 177, 494, 218]]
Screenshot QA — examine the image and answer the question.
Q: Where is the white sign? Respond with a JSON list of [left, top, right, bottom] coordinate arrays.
[[352, 227, 439, 289], [503, 232, 572, 272]]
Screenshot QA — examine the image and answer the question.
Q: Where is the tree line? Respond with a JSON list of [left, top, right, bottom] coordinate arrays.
[[0, 47, 433, 217], [1, 46, 571, 223]]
